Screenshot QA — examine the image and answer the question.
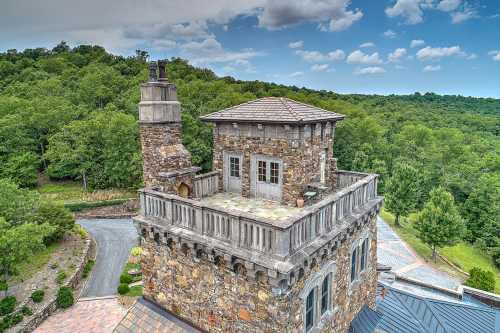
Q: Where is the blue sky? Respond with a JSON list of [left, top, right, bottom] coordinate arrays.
[[1, 0, 500, 97]]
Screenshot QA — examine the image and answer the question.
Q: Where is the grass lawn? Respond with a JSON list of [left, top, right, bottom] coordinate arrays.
[[9, 243, 60, 284], [125, 285, 143, 297], [380, 209, 500, 294], [38, 180, 137, 204]]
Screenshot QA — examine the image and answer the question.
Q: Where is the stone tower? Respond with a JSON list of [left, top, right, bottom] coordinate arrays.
[[135, 66, 383, 333], [138, 61, 200, 196]]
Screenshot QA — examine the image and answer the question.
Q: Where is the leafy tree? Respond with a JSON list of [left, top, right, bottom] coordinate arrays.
[[384, 163, 420, 226], [465, 267, 495, 292], [46, 111, 141, 190], [0, 152, 39, 188], [415, 187, 465, 261], [463, 174, 500, 248], [0, 179, 39, 225], [0, 218, 54, 291], [30, 201, 75, 244]]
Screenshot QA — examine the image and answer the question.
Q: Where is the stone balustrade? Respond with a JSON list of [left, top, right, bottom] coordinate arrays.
[[335, 169, 371, 189], [139, 171, 378, 259], [193, 171, 219, 198]]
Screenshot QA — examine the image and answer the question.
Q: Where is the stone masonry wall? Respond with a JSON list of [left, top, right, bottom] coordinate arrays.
[[212, 122, 337, 206], [139, 123, 192, 189], [141, 216, 376, 333]]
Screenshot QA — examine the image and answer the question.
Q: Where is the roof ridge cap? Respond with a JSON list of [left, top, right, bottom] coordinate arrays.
[[200, 98, 257, 118], [280, 97, 303, 121], [391, 289, 441, 333]]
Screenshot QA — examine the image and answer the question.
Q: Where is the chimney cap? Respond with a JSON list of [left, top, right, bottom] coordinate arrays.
[[148, 61, 158, 82], [158, 60, 168, 82]]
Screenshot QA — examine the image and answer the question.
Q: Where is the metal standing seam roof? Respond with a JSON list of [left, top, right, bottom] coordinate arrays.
[[199, 97, 345, 124], [370, 284, 498, 333]]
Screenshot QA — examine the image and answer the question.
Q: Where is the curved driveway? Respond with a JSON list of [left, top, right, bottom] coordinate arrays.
[[78, 219, 138, 298]]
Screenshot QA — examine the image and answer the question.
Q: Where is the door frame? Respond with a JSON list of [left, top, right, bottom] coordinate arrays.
[[250, 154, 283, 201], [223, 151, 243, 193]]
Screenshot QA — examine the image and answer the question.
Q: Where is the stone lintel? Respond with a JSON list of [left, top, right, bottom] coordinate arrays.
[[159, 166, 202, 179]]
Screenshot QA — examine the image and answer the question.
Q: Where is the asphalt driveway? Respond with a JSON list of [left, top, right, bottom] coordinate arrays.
[[78, 219, 138, 297]]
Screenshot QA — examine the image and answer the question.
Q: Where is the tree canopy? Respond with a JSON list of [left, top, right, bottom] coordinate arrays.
[[0, 43, 499, 266]]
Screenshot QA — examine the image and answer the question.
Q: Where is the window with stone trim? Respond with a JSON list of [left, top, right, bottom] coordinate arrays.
[[350, 247, 358, 282], [230, 156, 240, 178], [305, 289, 315, 332], [258, 160, 267, 182], [270, 162, 279, 184], [360, 238, 368, 272], [320, 274, 331, 315], [350, 236, 370, 285]]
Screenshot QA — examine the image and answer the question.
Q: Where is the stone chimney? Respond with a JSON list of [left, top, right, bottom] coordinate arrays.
[[138, 61, 199, 196]]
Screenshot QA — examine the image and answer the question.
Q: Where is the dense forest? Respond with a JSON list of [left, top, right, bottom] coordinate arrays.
[[0, 42, 498, 268]]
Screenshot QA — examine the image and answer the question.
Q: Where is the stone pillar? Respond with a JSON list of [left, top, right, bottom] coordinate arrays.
[[139, 61, 193, 191]]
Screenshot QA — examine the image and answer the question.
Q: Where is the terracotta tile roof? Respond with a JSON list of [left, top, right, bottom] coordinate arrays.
[[200, 97, 345, 124]]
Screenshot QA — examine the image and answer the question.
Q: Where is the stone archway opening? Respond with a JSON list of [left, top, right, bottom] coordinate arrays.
[[177, 183, 190, 198]]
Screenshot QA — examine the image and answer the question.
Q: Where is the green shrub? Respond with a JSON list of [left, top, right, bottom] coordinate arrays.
[[0, 281, 7, 292], [10, 313, 23, 326], [21, 305, 32, 316], [0, 296, 16, 315], [30, 290, 44, 303], [31, 201, 75, 244], [64, 199, 128, 212], [56, 287, 74, 309], [120, 274, 132, 284], [131, 247, 142, 257], [0, 314, 20, 331], [56, 271, 67, 284], [465, 267, 495, 292], [117, 283, 130, 295], [82, 260, 95, 278]]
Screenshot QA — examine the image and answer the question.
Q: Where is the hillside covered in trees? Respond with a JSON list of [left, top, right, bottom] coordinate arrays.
[[0, 43, 499, 269]]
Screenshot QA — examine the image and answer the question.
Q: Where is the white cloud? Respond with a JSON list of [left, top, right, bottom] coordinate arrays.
[[258, 0, 363, 32], [385, 0, 424, 25], [388, 48, 407, 62], [410, 39, 425, 48], [124, 20, 213, 41], [451, 6, 478, 23], [355, 66, 386, 75], [311, 64, 330, 72], [488, 51, 500, 61], [385, 0, 476, 25], [295, 49, 345, 62], [179, 37, 261, 65], [360, 42, 375, 48], [416, 46, 465, 61], [151, 40, 177, 50], [289, 40, 304, 49], [289, 71, 304, 77], [436, 0, 461, 12], [383, 30, 397, 38], [423, 64, 442, 72], [347, 50, 383, 65], [466, 53, 477, 60]]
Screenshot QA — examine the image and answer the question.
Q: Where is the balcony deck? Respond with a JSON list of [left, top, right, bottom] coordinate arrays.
[[199, 192, 301, 222], [136, 169, 381, 270]]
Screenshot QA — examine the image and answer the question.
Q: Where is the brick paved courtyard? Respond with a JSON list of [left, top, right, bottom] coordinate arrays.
[[35, 297, 128, 333]]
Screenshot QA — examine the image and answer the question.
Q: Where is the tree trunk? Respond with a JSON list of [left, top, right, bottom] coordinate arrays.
[[39, 142, 48, 170], [82, 171, 88, 191], [395, 214, 401, 227], [432, 246, 437, 262]]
